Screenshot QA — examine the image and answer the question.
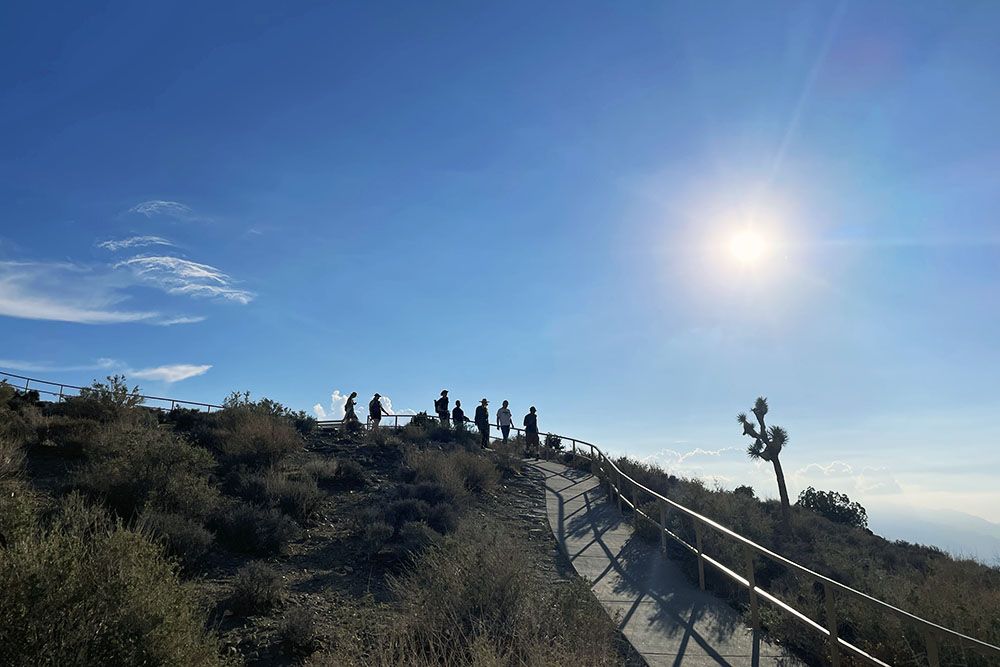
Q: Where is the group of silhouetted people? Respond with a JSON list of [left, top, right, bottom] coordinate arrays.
[[341, 389, 542, 455], [434, 390, 540, 454]]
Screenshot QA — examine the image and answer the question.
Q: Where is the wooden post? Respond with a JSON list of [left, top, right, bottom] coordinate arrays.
[[694, 522, 706, 590], [824, 582, 840, 667], [631, 485, 639, 529], [925, 630, 940, 667], [659, 501, 667, 553], [616, 471, 623, 514], [746, 548, 760, 631]]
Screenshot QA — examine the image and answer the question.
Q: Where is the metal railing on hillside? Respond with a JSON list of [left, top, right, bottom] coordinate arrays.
[[318, 412, 1000, 667], [0, 371, 223, 412]]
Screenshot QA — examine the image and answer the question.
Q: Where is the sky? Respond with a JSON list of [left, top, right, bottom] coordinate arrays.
[[2, 2, 999, 537]]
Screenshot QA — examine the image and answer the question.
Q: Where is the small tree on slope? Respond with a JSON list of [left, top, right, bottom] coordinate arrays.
[[737, 396, 791, 522]]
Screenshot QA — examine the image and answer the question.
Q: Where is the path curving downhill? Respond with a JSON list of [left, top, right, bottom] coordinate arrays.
[[532, 459, 801, 667]]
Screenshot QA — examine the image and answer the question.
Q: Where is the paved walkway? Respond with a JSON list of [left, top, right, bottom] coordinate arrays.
[[534, 459, 800, 667]]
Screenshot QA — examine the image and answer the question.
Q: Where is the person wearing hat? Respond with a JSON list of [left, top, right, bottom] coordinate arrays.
[[474, 398, 491, 449], [434, 389, 450, 426], [451, 400, 467, 431], [369, 393, 386, 429], [523, 406, 540, 458]]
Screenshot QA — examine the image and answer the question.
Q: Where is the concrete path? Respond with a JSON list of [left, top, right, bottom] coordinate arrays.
[[534, 459, 801, 667]]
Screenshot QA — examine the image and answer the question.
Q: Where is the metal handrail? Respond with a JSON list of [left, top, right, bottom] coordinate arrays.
[[0, 371, 223, 412], [318, 411, 1000, 666]]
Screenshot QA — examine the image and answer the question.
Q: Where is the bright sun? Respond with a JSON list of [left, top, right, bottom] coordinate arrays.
[[728, 229, 769, 265]]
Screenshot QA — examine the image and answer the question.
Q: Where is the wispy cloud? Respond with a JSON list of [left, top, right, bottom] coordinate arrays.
[[0, 260, 204, 326], [98, 236, 175, 252], [794, 460, 902, 495], [131, 364, 212, 383], [115, 256, 255, 304], [0, 260, 160, 324], [156, 315, 207, 326], [641, 446, 739, 467], [0, 358, 120, 373], [128, 200, 195, 220]]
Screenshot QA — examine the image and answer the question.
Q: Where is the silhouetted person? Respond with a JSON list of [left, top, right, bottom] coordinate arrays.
[[369, 393, 386, 429], [496, 400, 513, 442], [344, 391, 359, 423], [434, 389, 450, 425], [452, 400, 466, 430], [524, 406, 539, 457], [475, 398, 490, 449]]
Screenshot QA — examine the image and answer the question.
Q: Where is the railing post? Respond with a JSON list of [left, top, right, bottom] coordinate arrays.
[[925, 630, 940, 667], [58, 385, 64, 402], [616, 471, 623, 515], [572, 439, 577, 455], [395, 415, 399, 428], [659, 500, 667, 553], [746, 547, 760, 631], [631, 484, 638, 529], [824, 582, 840, 667], [694, 522, 706, 590], [24, 378, 30, 391]]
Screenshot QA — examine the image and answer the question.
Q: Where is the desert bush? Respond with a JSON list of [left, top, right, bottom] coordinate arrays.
[[797, 486, 868, 529], [213, 407, 302, 467], [35, 415, 101, 457], [0, 438, 25, 480], [212, 500, 300, 555], [222, 465, 270, 504], [0, 481, 45, 547], [280, 607, 318, 655], [361, 521, 394, 555], [140, 510, 214, 570], [406, 449, 499, 497], [341, 521, 623, 666], [0, 494, 220, 666], [231, 561, 285, 615], [334, 459, 366, 487], [75, 428, 220, 521], [303, 459, 340, 485], [266, 473, 325, 524]]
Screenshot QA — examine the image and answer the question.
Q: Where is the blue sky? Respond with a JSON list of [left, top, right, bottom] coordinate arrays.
[[2, 2, 999, 527]]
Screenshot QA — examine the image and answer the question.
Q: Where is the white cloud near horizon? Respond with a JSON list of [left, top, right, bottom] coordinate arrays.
[[794, 460, 903, 495], [0, 358, 120, 373], [128, 200, 195, 220], [131, 364, 212, 383], [98, 236, 175, 252], [115, 256, 255, 304], [313, 390, 403, 421]]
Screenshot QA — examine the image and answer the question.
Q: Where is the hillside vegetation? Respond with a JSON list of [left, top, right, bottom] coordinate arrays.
[[0, 379, 634, 666], [594, 456, 1000, 666]]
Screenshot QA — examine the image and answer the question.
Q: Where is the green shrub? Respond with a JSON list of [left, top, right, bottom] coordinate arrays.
[[35, 415, 100, 457], [222, 465, 270, 504], [280, 607, 318, 656], [797, 486, 868, 529], [213, 408, 302, 467], [333, 459, 366, 487], [303, 459, 341, 486], [75, 429, 220, 521], [231, 561, 284, 615], [212, 500, 300, 555], [0, 481, 45, 547], [140, 510, 214, 570], [0, 495, 220, 666], [266, 473, 325, 524], [0, 438, 24, 480]]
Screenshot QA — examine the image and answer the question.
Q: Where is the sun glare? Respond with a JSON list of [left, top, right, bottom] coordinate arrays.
[[729, 229, 769, 265]]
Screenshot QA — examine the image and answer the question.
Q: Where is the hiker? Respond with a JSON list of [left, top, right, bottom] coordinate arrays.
[[523, 406, 540, 457], [344, 391, 359, 423], [496, 400, 513, 442], [451, 400, 466, 430], [369, 393, 386, 429], [434, 389, 450, 425], [474, 398, 490, 449]]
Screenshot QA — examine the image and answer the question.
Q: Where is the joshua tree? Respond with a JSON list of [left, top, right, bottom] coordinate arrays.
[[737, 397, 790, 520]]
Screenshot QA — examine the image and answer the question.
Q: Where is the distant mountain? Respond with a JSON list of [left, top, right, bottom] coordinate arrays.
[[868, 507, 1000, 565]]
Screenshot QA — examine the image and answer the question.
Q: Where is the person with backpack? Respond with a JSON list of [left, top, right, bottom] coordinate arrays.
[[474, 398, 490, 449], [369, 393, 386, 429], [523, 406, 540, 457], [434, 390, 450, 426], [451, 400, 466, 430], [496, 400, 513, 442]]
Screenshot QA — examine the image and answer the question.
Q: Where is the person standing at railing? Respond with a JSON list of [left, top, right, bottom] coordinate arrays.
[[474, 398, 490, 449], [434, 389, 450, 426], [451, 400, 466, 431], [344, 391, 359, 424], [496, 400, 513, 442], [369, 393, 386, 429], [523, 406, 540, 458]]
